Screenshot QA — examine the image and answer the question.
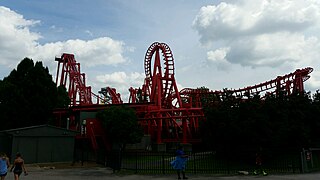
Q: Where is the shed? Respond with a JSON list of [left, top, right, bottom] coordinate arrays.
[[0, 125, 79, 163]]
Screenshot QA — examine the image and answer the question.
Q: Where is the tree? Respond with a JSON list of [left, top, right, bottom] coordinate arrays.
[[201, 89, 320, 155], [96, 106, 143, 172], [56, 85, 71, 109], [96, 105, 144, 150], [0, 58, 69, 130]]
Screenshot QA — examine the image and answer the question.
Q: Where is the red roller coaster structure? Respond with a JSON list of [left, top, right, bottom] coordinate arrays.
[[178, 67, 313, 108], [54, 42, 313, 148], [129, 42, 204, 144], [55, 53, 122, 106]]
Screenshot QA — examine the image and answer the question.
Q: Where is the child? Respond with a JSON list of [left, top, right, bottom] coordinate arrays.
[[170, 145, 189, 179]]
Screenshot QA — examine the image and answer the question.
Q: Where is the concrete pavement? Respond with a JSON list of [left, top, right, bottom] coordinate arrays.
[[5, 163, 318, 180]]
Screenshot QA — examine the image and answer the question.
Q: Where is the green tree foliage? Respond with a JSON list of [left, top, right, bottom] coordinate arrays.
[[56, 85, 70, 108], [201, 90, 320, 152], [0, 58, 69, 130], [96, 106, 144, 149]]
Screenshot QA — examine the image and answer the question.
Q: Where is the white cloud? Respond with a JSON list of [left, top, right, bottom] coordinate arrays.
[[95, 72, 145, 101], [95, 71, 145, 88], [35, 37, 126, 67], [0, 6, 127, 75], [225, 32, 320, 68], [0, 6, 41, 67], [207, 47, 231, 70], [96, 72, 128, 85], [193, 0, 320, 43], [192, 0, 320, 91]]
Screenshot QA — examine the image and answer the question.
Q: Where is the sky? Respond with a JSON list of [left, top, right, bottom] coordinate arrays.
[[1, 0, 320, 102]]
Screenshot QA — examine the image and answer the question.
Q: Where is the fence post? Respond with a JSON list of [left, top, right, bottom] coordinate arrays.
[[135, 151, 138, 174], [301, 148, 307, 173], [227, 151, 230, 174], [292, 159, 294, 173], [193, 152, 196, 174], [162, 152, 165, 174]]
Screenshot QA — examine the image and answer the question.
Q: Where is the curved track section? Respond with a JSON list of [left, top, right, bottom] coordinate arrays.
[[144, 42, 175, 82], [106, 87, 123, 104], [180, 67, 313, 108], [230, 67, 313, 98], [144, 42, 176, 105]]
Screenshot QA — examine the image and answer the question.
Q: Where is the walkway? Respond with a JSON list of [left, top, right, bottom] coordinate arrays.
[[6, 163, 318, 180]]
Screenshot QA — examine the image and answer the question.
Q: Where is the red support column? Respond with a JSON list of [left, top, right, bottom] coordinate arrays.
[[182, 118, 187, 144], [157, 118, 162, 144]]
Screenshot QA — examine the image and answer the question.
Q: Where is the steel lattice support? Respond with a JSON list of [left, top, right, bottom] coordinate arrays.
[[55, 53, 122, 132], [55, 53, 121, 106], [133, 42, 205, 144], [55, 53, 94, 106]]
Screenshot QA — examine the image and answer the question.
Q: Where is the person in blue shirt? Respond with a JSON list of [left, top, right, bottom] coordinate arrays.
[[0, 152, 10, 180], [171, 145, 188, 179]]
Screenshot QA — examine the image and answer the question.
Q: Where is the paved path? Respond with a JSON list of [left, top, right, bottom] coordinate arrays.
[[4, 165, 319, 180]]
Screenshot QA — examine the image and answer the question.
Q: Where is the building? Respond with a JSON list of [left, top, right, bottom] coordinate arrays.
[[0, 125, 78, 163]]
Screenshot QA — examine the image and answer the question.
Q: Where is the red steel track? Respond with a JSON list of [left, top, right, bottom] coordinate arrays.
[[54, 42, 313, 146], [179, 67, 313, 107], [227, 67, 312, 98]]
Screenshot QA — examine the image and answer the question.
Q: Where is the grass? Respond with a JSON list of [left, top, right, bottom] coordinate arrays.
[[118, 150, 303, 175]]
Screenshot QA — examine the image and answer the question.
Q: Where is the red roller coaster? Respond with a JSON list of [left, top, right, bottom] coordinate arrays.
[[178, 67, 313, 108], [129, 42, 204, 144], [54, 42, 313, 147], [55, 53, 122, 106]]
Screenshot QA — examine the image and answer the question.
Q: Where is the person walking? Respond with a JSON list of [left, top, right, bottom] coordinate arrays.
[[253, 151, 268, 176], [10, 153, 27, 180], [170, 145, 189, 179], [0, 152, 10, 180]]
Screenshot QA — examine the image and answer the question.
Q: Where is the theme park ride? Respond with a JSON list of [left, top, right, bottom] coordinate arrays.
[[54, 42, 313, 151]]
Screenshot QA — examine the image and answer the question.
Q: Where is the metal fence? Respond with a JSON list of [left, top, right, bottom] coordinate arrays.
[[301, 148, 320, 173], [103, 150, 305, 175]]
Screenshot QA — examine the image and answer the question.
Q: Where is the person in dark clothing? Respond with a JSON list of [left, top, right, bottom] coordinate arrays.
[[10, 153, 27, 180], [254, 152, 267, 176]]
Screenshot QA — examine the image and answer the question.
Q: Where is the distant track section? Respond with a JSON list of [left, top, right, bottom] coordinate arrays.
[[230, 67, 313, 98], [179, 67, 313, 105]]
